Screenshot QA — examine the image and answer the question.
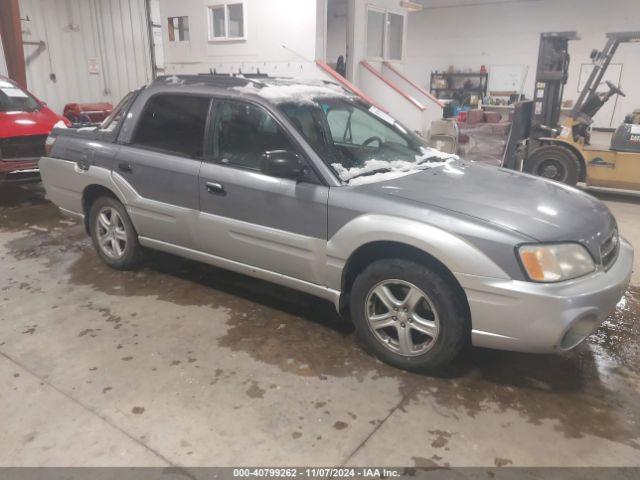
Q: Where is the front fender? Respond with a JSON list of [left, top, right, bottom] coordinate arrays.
[[325, 214, 510, 291], [327, 214, 509, 290]]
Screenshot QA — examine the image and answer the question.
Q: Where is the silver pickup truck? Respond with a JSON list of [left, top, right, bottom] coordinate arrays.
[[39, 75, 633, 372]]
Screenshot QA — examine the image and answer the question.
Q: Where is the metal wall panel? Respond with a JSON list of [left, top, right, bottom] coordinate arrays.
[[0, 35, 8, 77], [16, 0, 152, 114]]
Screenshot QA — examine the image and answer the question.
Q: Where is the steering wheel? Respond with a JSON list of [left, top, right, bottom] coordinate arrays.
[[362, 136, 384, 148], [605, 80, 626, 97]]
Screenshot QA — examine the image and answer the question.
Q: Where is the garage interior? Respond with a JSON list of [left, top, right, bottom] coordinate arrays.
[[1, 0, 640, 473]]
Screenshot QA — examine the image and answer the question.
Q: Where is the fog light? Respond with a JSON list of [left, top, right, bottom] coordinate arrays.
[[560, 314, 599, 350]]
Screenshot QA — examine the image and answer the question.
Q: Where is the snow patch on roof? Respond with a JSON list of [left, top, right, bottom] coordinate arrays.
[[165, 75, 185, 85], [232, 81, 353, 104]]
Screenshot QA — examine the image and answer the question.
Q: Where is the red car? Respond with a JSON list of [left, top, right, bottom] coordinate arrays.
[[0, 76, 70, 183]]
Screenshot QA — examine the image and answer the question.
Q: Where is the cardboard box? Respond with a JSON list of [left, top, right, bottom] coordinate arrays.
[[466, 109, 484, 125], [484, 111, 502, 123]]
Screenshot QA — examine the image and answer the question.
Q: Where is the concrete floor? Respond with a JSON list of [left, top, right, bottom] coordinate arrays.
[[1, 183, 639, 467]]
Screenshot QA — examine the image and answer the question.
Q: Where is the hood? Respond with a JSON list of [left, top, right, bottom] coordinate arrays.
[[356, 160, 616, 259], [0, 106, 64, 138]]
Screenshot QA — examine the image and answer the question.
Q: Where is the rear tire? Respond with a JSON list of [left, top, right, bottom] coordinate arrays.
[[525, 145, 580, 186], [89, 196, 143, 270], [350, 259, 468, 373]]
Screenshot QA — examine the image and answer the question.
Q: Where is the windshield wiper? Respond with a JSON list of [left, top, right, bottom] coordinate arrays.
[[346, 167, 392, 181]]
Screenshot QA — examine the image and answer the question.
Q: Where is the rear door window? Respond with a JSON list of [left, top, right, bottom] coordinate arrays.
[[132, 94, 211, 158]]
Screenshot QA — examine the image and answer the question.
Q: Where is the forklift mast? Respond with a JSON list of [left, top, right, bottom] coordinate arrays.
[[532, 31, 579, 135], [572, 31, 640, 121], [503, 31, 640, 173]]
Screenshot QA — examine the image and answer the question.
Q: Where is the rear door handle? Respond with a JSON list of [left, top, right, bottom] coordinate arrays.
[[118, 162, 133, 173], [206, 181, 226, 195]]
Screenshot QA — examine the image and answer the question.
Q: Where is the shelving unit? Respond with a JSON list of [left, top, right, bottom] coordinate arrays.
[[429, 71, 489, 106]]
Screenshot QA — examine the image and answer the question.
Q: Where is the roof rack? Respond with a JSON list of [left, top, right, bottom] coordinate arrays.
[[199, 67, 269, 77], [155, 73, 261, 89], [154, 72, 350, 95]]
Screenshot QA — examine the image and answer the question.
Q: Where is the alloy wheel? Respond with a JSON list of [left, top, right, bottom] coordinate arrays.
[[365, 279, 440, 356], [96, 206, 127, 259]]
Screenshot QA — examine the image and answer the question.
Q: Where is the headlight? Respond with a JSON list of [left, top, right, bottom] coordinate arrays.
[[518, 243, 595, 282]]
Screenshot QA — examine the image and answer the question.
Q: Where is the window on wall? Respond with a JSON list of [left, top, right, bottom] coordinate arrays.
[[387, 13, 404, 61], [167, 16, 189, 42], [208, 3, 245, 41], [366, 8, 405, 61]]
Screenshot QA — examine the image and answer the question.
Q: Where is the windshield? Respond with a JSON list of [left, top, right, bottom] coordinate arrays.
[[0, 80, 41, 112], [279, 98, 454, 184]]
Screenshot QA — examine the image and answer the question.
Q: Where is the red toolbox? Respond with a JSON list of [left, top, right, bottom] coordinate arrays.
[[63, 102, 113, 125]]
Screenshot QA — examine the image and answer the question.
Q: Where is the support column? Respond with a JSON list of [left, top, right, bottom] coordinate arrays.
[[0, 0, 27, 88]]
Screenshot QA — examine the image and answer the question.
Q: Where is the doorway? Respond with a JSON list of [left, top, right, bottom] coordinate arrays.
[[325, 0, 348, 78]]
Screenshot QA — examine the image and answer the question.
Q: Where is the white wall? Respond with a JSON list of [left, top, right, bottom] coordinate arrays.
[[13, 0, 153, 115], [159, 0, 320, 78], [406, 0, 640, 128]]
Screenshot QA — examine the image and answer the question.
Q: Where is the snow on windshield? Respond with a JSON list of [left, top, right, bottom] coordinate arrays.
[[333, 147, 459, 186], [232, 81, 354, 104], [233, 80, 458, 186]]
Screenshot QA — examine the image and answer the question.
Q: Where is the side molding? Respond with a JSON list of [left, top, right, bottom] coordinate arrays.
[[139, 236, 341, 308]]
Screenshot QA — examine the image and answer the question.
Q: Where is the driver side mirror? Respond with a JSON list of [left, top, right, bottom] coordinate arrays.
[[260, 150, 304, 180]]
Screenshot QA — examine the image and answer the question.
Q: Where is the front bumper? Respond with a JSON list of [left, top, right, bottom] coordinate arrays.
[[458, 238, 633, 353], [0, 158, 40, 183]]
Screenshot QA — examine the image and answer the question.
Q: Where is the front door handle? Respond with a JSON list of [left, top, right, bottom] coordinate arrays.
[[118, 162, 133, 173], [206, 181, 226, 196]]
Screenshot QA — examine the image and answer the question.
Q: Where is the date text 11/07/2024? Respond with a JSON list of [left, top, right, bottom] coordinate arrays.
[[232, 468, 401, 478]]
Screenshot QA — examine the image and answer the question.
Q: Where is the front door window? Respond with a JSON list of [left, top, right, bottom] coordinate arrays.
[[211, 100, 300, 171]]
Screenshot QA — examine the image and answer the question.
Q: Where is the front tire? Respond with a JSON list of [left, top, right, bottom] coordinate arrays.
[[525, 145, 580, 186], [89, 196, 143, 270], [350, 259, 469, 372]]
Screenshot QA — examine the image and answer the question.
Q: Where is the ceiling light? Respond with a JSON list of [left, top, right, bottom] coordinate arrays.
[[400, 1, 423, 12]]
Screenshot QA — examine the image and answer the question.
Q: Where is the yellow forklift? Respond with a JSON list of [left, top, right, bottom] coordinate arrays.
[[503, 31, 640, 191]]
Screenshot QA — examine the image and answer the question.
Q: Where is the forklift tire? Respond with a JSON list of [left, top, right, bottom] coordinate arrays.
[[525, 145, 580, 186]]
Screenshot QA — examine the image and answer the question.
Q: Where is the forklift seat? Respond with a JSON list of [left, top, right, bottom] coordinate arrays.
[[610, 123, 640, 153]]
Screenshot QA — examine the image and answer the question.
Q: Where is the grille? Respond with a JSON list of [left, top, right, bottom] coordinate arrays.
[[0, 135, 47, 160], [600, 228, 619, 271]]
